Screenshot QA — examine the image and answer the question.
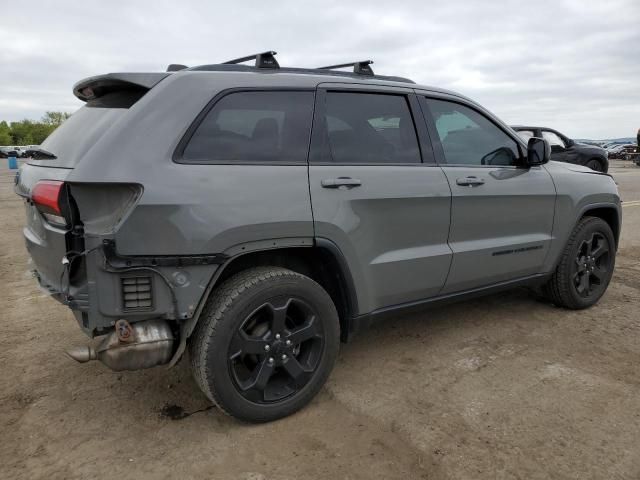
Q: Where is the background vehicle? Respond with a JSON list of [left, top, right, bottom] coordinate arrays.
[[16, 52, 621, 422], [609, 144, 639, 160], [512, 126, 609, 172], [602, 141, 626, 149], [0, 146, 33, 158], [0, 146, 19, 157]]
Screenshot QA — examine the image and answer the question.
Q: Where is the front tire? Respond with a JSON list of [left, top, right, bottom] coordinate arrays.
[[586, 158, 604, 172], [543, 217, 616, 309], [190, 267, 340, 423]]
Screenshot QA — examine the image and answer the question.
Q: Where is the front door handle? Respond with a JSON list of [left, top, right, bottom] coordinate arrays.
[[321, 177, 362, 189], [456, 176, 485, 187]]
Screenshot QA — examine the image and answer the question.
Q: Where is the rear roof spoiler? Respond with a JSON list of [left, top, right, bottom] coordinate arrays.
[[73, 72, 170, 102]]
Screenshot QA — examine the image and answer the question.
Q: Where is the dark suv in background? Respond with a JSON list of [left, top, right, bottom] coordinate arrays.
[[512, 126, 609, 172]]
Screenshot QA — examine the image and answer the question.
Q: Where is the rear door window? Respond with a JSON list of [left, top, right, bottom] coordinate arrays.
[[180, 91, 314, 163], [316, 92, 421, 164]]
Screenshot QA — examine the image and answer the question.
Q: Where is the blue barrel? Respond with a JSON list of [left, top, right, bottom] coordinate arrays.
[[8, 156, 18, 169]]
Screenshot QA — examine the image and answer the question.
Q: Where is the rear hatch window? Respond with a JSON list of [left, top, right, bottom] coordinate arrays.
[[28, 90, 146, 169]]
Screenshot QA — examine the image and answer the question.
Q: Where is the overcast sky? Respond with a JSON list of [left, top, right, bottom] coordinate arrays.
[[1, 0, 639, 138]]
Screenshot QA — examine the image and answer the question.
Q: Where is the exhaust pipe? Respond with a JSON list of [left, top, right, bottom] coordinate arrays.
[[66, 345, 97, 363], [65, 319, 174, 371]]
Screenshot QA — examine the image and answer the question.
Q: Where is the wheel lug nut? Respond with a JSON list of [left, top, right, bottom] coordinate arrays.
[[275, 333, 281, 340], [268, 357, 274, 364], [285, 339, 292, 346], [264, 345, 270, 352], [281, 354, 287, 360]]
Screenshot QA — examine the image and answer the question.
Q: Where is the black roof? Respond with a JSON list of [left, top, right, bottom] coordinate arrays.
[[187, 63, 415, 84]]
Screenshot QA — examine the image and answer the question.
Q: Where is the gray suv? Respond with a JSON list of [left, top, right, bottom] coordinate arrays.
[[16, 52, 621, 422]]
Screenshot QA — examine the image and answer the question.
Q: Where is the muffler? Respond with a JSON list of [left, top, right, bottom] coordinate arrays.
[[66, 319, 174, 371]]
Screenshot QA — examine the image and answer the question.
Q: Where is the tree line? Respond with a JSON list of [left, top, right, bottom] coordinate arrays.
[[0, 112, 72, 146]]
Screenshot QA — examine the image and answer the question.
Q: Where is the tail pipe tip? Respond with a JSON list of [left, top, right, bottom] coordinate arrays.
[[65, 345, 97, 363]]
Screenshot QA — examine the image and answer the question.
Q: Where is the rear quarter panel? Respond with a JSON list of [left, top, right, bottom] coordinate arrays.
[[59, 72, 315, 333], [66, 71, 316, 256]]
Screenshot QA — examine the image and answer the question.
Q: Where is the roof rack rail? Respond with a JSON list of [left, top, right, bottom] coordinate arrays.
[[317, 60, 374, 76], [222, 51, 280, 69]]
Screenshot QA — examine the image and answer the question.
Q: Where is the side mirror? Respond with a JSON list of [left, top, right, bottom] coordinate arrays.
[[526, 137, 550, 166]]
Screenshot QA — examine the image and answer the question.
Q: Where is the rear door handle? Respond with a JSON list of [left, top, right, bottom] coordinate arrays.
[[456, 176, 485, 187], [321, 177, 362, 189]]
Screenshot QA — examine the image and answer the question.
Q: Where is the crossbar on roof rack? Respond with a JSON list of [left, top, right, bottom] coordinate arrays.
[[317, 60, 374, 76], [222, 51, 280, 69]]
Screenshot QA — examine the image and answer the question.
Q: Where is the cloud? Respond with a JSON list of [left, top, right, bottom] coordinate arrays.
[[1, 0, 638, 138]]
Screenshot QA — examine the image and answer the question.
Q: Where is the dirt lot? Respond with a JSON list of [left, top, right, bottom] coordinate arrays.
[[2, 161, 640, 480]]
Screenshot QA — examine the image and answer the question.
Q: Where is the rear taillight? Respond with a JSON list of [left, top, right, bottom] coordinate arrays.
[[32, 180, 67, 225]]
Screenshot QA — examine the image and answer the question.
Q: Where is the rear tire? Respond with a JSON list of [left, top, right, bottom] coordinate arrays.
[[542, 217, 615, 309], [190, 267, 340, 423]]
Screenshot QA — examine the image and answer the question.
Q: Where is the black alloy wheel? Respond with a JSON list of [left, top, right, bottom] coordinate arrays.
[[572, 232, 611, 298], [228, 296, 324, 404], [543, 216, 616, 309], [190, 267, 340, 422]]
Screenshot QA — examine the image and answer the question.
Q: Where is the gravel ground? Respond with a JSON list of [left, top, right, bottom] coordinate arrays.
[[1, 160, 639, 480]]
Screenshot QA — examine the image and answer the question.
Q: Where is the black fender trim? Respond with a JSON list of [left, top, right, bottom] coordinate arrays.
[[576, 202, 621, 247], [168, 237, 359, 365], [102, 239, 228, 268], [314, 238, 360, 341]]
